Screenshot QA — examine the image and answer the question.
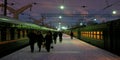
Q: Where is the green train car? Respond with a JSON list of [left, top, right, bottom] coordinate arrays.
[[0, 16, 57, 58], [66, 19, 120, 56], [0, 16, 56, 42]]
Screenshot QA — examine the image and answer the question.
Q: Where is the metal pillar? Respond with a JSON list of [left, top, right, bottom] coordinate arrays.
[[4, 0, 7, 16]]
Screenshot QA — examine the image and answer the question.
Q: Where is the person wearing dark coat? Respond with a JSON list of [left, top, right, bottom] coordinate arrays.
[[36, 31, 44, 52], [44, 31, 52, 52], [53, 32, 58, 44], [58, 31, 63, 43], [70, 31, 74, 39], [27, 31, 37, 53]]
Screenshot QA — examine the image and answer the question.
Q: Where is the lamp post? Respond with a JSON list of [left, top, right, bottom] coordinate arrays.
[[58, 22, 61, 31], [4, 0, 7, 16], [60, 0, 65, 10]]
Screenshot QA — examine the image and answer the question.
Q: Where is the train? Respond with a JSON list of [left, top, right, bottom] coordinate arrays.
[[65, 19, 120, 56], [0, 16, 57, 58]]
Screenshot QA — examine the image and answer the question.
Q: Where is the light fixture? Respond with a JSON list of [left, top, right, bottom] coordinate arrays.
[[60, 5, 64, 10], [112, 10, 117, 14]]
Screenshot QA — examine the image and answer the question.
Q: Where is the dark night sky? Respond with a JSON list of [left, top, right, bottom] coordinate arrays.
[[0, 0, 120, 28]]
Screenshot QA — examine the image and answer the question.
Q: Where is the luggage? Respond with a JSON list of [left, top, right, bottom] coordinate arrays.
[[51, 43, 54, 49], [42, 42, 46, 48]]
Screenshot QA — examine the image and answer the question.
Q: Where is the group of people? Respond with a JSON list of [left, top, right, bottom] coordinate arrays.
[[27, 30, 63, 53]]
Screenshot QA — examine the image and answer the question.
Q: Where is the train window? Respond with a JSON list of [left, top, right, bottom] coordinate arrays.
[[100, 32, 103, 34], [97, 31, 103, 40], [97, 31, 100, 34], [93, 31, 96, 39], [101, 35, 103, 40], [86, 32, 88, 37], [88, 32, 90, 37], [91, 32, 93, 38], [81, 31, 103, 40], [96, 31, 100, 39], [84, 32, 86, 36], [100, 31, 103, 40], [94, 31, 96, 34], [97, 35, 100, 39]]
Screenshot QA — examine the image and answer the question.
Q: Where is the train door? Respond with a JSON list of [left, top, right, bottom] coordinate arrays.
[[1, 28, 7, 41]]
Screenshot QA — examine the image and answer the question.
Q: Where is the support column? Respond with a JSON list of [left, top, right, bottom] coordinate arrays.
[[4, 0, 7, 16]]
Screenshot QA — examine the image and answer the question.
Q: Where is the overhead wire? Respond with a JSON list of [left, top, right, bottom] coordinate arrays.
[[103, 0, 120, 10]]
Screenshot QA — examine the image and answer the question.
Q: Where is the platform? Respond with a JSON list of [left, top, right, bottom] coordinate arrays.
[[0, 34, 120, 60]]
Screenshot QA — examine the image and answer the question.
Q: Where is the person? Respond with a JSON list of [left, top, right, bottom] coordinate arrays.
[[44, 31, 53, 52], [36, 31, 44, 52], [58, 31, 63, 43], [70, 31, 74, 39], [27, 31, 37, 53], [53, 32, 58, 44]]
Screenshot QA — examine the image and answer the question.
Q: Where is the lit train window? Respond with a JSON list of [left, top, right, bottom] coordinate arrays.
[[94, 31, 96, 39], [101, 32, 103, 34], [84, 31, 85, 36], [81, 31, 103, 40], [85, 31, 86, 36], [91, 32, 93, 38], [97, 35, 100, 39], [88, 32, 89, 37], [88, 32, 90, 37], [84, 31, 86, 36], [87, 31, 89, 37], [97, 31, 103, 40], [86, 32, 88, 37], [100, 31, 103, 40], [94, 31, 96, 35], [94, 35, 96, 39], [101, 35, 103, 40], [97, 31, 100, 34], [96, 31, 99, 39]]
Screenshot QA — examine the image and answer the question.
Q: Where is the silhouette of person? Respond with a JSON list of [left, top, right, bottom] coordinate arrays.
[[27, 31, 37, 53], [36, 31, 44, 52], [53, 32, 58, 44], [70, 31, 74, 39], [58, 31, 63, 43], [44, 31, 52, 52]]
